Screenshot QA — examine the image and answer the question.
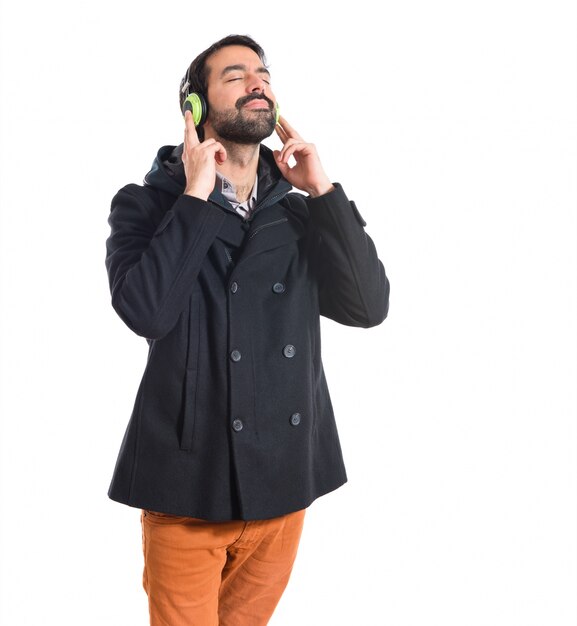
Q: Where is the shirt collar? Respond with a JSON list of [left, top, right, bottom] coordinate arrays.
[[215, 171, 258, 211]]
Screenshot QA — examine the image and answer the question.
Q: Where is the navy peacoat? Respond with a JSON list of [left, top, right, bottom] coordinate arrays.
[[105, 143, 389, 521]]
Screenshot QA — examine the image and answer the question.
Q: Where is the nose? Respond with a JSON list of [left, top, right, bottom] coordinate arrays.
[[247, 73, 267, 94]]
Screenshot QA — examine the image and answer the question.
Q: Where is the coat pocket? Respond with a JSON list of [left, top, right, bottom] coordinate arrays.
[[179, 294, 201, 451]]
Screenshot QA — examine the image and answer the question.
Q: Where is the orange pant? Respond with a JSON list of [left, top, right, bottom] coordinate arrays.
[[141, 508, 306, 625]]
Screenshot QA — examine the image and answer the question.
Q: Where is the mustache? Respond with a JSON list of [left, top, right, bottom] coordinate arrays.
[[235, 93, 275, 111]]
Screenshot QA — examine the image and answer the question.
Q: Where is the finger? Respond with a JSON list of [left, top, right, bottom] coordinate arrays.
[[213, 142, 227, 165], [277, 115, 304, 141], [184, 136, 211, 162], [277, 137, 302, 156], [184, 110, 200, 148], [200, 139, 227, 164], [274, 123, 289, 144], [273, 151, 290, 175], [278, 140, 309, 164]]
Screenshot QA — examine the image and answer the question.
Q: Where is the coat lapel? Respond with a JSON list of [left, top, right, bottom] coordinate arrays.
[[238, 203, 304, 263]]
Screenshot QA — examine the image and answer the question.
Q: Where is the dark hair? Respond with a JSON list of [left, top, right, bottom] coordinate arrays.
[[179, 34, 267, 139]]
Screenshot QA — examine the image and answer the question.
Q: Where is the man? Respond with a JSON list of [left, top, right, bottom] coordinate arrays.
[[105, 34, 390, 625]]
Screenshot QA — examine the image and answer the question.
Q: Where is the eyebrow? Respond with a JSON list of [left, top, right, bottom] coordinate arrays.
[[219, 64, 271, 79]]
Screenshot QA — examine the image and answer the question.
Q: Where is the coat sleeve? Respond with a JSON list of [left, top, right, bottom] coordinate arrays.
[[305, 183, 390, 328], [105, 184, 226, 340]]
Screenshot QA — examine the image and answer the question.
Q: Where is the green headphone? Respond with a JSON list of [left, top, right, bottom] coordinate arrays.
[[182, 93, 208, 126], [182, 92, 280, 127]]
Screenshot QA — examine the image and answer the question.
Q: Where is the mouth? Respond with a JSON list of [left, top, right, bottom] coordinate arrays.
[[243, 100, 271, 111]]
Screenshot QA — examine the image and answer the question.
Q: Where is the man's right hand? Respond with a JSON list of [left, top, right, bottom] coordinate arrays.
[[182, 110, 227, 200]]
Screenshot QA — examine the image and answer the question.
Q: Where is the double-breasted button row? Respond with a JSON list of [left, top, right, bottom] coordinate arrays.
[[232, 346, 295, 362], [232, 415, 301, 432], [229, 281, 286, 294]]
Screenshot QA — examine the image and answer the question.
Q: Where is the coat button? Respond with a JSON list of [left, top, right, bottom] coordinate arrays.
[[230, 281, 238, 293], [272, 282, 285, 294], [230, 350, 242, 362], [232, 419, 244, 432], [290, 413, 301, 426], [283, 344, 296, 358]]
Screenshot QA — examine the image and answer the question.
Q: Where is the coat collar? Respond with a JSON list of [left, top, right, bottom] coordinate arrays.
[[207, 144, 292, 218], [144, 142, 292, 216], [145, 141, 298, 261]]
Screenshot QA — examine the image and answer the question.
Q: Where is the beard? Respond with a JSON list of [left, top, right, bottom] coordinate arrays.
[[209, 94, 276, 145]]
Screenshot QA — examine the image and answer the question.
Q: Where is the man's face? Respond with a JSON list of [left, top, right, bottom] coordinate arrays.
[[204, 45, 277, 145]]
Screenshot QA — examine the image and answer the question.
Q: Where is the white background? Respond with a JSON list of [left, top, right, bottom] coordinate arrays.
[[1, 1, 576, 624]]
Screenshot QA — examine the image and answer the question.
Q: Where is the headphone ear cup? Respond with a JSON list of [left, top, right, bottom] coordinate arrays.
[[182, 93, 208, 126]]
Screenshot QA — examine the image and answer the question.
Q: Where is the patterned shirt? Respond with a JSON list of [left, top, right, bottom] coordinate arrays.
[[215, 171, 258, 219]]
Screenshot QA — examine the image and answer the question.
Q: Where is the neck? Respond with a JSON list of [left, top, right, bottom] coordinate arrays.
[[205, 131, 260, 193], [219, 140, 260, 171]]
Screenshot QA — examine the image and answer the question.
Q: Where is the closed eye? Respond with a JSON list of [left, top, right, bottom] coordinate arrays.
[[225, 77, 271, 84]]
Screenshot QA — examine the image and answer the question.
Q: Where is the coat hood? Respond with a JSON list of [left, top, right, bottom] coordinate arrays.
[[143, 142, 292, 209]]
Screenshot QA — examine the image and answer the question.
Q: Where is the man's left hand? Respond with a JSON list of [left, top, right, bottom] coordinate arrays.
[[274, 116, 334, 198]]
